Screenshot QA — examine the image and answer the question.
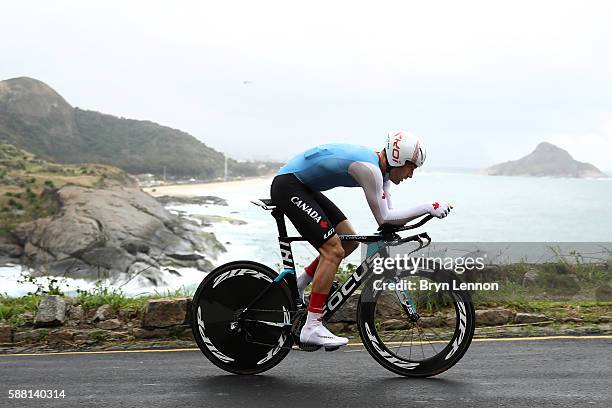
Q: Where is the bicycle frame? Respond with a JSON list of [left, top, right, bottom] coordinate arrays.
[[238, 206, 432, 323]]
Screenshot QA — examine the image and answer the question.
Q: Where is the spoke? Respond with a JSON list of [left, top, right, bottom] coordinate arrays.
[[421, 324, 448, 342], [417, 322, 426, 359], [395, 326, 411, 357], [408, 325, 414, 361], [416, 323, 438, 355]]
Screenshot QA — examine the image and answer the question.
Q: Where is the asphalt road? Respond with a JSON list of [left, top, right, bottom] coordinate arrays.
[[0, 337, 610, 408]]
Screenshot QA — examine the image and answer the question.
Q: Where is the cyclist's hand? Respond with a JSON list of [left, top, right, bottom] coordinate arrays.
[[429, 202, 452, 218]]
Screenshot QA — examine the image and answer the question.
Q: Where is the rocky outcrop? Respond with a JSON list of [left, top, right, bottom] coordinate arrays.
[[155, 195, 228, 206], [33, 295, 66, 327], [11, 185, 225, 285], [484, 142, 607, 178]]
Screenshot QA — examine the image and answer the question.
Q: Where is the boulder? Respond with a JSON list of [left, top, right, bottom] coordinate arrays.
[[143, 297, 191, 328], [133, 327, 170, 339], [0, 242, 23, 258], [381, 319, 410, 330], [126, 262, 164, 286], [67, 304, 85, 322], [327, 293, 359, 323], [93, 304, 115, 322], [47, 329, 77, 343], [20, 312, 35, 325], [15, 186, 226, 284], [326, 322, 352, 333], [0, 325, 12, 343], [34, 295, 66, 327], [522, 269, 539, 287], [374, 292, 405, 321], [96, 318, 122, 330], [418, 316, 444, 328], [13, 328, 49, 343], [514, 313, 549, 324], [475, 309, 515, 326]]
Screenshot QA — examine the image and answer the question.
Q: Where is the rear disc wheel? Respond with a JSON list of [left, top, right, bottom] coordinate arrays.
[[191, 261, 295, 375]]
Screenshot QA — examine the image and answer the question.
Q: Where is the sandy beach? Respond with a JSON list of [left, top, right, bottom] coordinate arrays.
[[143, 177, 273, 197]]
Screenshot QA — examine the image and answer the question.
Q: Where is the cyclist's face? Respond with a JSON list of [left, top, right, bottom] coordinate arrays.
[[389, 162, 416, 184]]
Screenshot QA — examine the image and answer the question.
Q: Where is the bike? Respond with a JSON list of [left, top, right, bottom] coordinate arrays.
[[190, 198, 475, 377]]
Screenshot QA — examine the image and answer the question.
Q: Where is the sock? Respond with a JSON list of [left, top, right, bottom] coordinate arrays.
[[297, 271, 312, 294], [305, 310, 323, 328], [297, 257, 319, 299], [305, 257, 320, 277], [307, 291, 328, 314]]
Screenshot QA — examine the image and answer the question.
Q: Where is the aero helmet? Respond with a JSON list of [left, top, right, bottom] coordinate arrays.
[[384, 130, 427, 168]]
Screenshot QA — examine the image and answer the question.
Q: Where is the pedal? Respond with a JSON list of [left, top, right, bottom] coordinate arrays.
[[324, 346, 340, 352], [300, 344, 322, 352]]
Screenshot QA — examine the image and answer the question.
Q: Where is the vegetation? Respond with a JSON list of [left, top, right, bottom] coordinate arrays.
[[0, 277, 194, 329], [0, 77, 281, 180], [1, 255, 609, 330], [0, 143, 133, 234], [0, 294, 41, 327]]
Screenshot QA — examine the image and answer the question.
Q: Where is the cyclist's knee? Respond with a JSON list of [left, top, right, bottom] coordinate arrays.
[[319, 237, 344, 263]]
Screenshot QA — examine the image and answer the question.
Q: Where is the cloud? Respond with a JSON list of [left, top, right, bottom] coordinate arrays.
[[549, 115, 612, 171]]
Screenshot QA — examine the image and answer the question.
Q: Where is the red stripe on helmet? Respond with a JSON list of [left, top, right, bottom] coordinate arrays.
[[411, 141, 420, 165]]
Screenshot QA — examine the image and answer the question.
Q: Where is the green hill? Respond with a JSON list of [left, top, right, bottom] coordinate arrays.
[[0, 77, 279, 179]]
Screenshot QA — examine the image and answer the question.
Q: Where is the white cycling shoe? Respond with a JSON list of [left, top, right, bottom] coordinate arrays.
[[300, 323, 349, 349]]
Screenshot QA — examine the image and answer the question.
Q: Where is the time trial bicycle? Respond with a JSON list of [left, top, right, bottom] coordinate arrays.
[[190, 198, 475, 377]]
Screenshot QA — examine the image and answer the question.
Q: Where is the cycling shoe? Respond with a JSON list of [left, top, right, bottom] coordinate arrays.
[[300, 323, 349, 349]]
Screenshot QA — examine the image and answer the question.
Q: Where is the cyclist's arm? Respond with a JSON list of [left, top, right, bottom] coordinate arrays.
[[348, 161, 431, 226], [383, 179, 392, 209]]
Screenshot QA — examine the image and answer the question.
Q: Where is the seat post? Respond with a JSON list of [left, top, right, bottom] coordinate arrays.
[[272, 208, 288, 238], [272, 209, 295, 270]]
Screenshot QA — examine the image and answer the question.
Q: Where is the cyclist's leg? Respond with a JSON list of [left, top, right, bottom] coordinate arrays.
[[300, 192, 356, 281], [298, 219, 357, 293], [301, 235, 348, 347], [270, 174, 338, 259], [310, 235, 344, 295], [334, 219, 359, 256], [270, 174, 348, 347]]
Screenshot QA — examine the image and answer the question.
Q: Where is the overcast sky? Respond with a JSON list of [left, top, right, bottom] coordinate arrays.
[[2, 0, 612, 171]]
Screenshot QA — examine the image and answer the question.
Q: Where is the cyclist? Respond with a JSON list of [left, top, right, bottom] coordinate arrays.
[[270, 131, 452, 348]]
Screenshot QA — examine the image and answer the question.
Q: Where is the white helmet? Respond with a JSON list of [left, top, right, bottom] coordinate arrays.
[[384, 130, 427, 168]]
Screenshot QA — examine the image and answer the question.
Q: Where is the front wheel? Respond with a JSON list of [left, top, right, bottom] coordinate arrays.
[[357, 265, 475, 377], [191, 261, 296, 375]]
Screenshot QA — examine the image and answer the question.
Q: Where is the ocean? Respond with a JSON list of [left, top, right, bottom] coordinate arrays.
[[2, 172, 611, 296]]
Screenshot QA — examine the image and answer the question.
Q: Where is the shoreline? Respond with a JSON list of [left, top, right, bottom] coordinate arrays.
[[143, 176, 273, 197]]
